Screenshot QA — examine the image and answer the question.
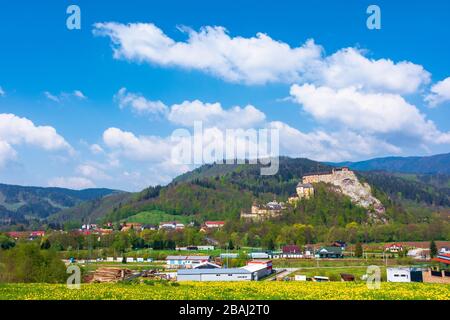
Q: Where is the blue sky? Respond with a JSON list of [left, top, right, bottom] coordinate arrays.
[[0, 0, 449, 191]]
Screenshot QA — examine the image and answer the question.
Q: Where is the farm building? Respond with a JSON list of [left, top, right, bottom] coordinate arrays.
[[220, 253, 239, 259], [177, 260, 272, 282], [177, 268, 253, 282], [244, 260, 273, 279], [248, 252, 270, 259], [387, 267, 424, 283], [316, 246, 343, 258], [166, 255, 211, 269]]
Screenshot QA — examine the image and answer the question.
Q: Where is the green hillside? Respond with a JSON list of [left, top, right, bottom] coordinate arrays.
[[0, 183, 120, 229]]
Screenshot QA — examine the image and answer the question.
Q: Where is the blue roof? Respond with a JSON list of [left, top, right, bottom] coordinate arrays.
[[177, 268, 252, 275]]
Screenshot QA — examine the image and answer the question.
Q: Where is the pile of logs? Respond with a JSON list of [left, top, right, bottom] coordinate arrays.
[[92, 267, 132, 283]]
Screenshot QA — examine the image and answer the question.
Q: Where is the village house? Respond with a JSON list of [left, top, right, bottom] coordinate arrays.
[[120, 222, 143, 232], [331, 241, 347, 249], [7, 230, 45, 240], [439, 247, 450, 254], [316, 246, 344, 259], [142, 224, 158, 231], [385, 243, 404, 253], [81, 224, 98, 230], [159, 221, 185, 231], [204, 221, 225, 229], [240, 201, 285, 221], [281, 245, 303, 258], [200, 221, 225, 232], [166, 255, 211, 269]]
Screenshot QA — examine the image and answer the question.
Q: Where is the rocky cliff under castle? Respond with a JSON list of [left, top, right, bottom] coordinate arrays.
[[293, 167, 387, 223]]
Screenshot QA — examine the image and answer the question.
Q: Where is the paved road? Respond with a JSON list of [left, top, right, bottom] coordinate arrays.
[[275, 268, 299, 280]]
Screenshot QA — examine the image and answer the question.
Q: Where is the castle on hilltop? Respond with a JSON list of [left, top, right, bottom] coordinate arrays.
[[302, 167, 352, 184], [289, 167, 352, 203]]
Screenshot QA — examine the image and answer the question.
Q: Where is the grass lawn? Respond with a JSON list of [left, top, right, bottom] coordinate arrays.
[[0, 282, 448, 300]]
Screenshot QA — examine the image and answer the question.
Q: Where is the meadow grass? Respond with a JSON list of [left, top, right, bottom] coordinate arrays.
[[0, 281, 448, 300]]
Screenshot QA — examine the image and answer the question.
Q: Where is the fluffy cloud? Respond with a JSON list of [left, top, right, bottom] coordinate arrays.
[[94, 22, 322, 85], [316, 48, 430, 94], [0, 114, 72, 166], [289, 84, 449, 144], [48, 176, 95, 190], [168, 100, 265, 128], [103, 127, 172, 162], [115, 87, 168, 115], [94, 22, 430, 93], [269, 121, 401, 162], [425, 77, 450, 107], [115, 88, 266, 129]]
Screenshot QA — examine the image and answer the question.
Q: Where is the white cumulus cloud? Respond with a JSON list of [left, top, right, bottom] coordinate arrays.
[[425, 77, 450, 107], [289, 84, 449, 144], [168, 100, 265, 129], [316, 48, 430, 94], [94, 22, 322, 85], [0, 113, 73, 167], [103, 127, 172, 162], [94, 22, 430, 93]]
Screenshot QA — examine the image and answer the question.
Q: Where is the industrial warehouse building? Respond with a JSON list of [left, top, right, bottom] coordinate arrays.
[[177, 260, 273, 281]]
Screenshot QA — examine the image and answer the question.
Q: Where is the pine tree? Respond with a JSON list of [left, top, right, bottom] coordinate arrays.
[[430, 240, 438, 258]]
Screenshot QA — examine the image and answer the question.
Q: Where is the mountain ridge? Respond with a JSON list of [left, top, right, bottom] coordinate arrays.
[[331, 152, 450, 174]]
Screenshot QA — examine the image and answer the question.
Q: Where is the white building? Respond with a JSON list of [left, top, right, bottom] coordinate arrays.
[[387, 267, 411, 283], [176, 260, 272, 281], [439, 247, 450, 254], [166, 255, 211, 269], [177, 268, 253, 282], [159, 222, 185, 231]]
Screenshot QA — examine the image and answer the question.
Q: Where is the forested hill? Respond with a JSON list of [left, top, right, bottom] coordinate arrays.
[[100, 157, 449, 226], [333, 153, 450, 174], [0, 183, 120, 227]]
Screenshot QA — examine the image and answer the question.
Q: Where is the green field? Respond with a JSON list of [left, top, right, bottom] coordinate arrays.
[[124, 210, 192, 225], [0, 282, 448, 300]]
